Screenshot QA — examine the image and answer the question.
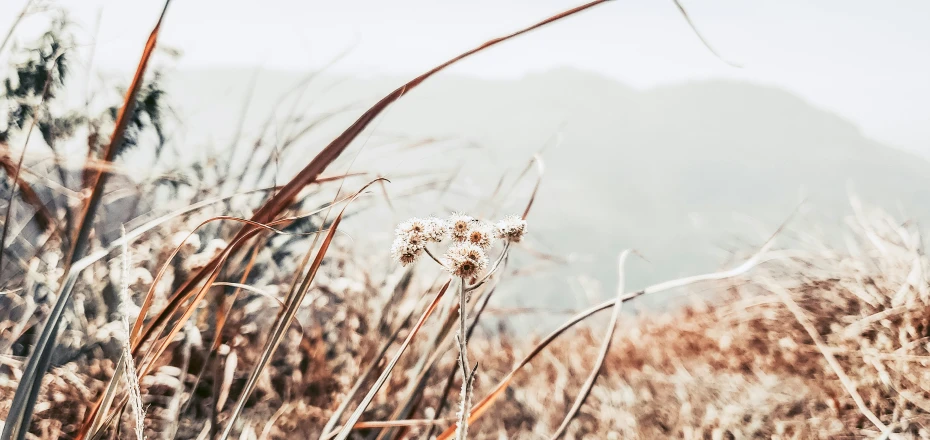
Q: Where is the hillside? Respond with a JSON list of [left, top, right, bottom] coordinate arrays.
[[162, 67, 930, 309]]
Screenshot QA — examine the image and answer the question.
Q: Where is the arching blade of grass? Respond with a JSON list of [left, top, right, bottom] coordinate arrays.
[[424, 153, 542, 440], [85, 355, 126, 437], [156, 0, 616, 338], [319, 272, 419, 437], [94, 0, 603, 436], [671, 0, 741, 68], [75, 185, 280, 275], [128, 191, 360, 356], [549, 250, 631, 439], [0, 50, 63, 279], [435, 243, 788, 439], [0, 5, 171, 438], [328, 279, 453, 440], [0, 154, 54, 231], [522, 155, 544, 220], [131, 206, 353, 383], [77, 214, 337, 440], [0, 0, 33, 54], [75, 190, 362, 440], [0, 271, 76, 440], [178, 239, 265, 418], [217, 179, 386, 440], [66, 1, 171, 270]]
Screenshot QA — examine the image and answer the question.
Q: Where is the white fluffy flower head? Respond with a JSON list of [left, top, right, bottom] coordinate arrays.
[[396, 217, 429, 238], [391, 236, 424, 266], [496, 215, 527, 243], [443, 242, 488, 279], [447, 212, 475, 242], [422, 216, 447, 242], [466, 221, 495, 250]]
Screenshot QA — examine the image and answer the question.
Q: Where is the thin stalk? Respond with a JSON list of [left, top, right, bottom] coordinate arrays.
[[765, 277, 894, 438], [0, 55, 57, 278], [424, 247, 447, 268], [0, 0, 33, 54], [466, 241, 510, 292], [454, 279, 473, 440], [549, 250, 631, 439]]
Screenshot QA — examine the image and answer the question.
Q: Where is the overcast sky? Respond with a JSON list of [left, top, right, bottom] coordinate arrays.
[[3, 0, 929, 155]]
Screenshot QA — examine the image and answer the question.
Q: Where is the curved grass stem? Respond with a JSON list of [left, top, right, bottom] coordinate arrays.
[[466, 241, 510, 292], [425, 246, 447, 269]]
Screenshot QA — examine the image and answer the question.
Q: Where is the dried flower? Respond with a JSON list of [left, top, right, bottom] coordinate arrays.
[[447, 212, 475, 242], [444, 242, 488, 279], [467, 222, 495, 249], [391, 236, 424, 266], [423, 216, 447, 242], [496, 215, 527, 243], [396, 217, 429, 238]]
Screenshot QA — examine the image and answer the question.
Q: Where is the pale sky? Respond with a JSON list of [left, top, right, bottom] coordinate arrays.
[[3, 0, 929, 155]]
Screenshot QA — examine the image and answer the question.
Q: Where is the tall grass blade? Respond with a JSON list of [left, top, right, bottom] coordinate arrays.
[[435, 242, 787, 439], [217, 180, 382, 440], [549, 250, 631, 439], [85, 355, 125, 437], [0, 0, 33, 54], [67, 0, 171, 268], [0, 154, 54, 231], [0, 273, 76, 440], [671, 0, 741, 67], [0, 59, 58, 278], [76, 194, 358, 440], [157, 0, 615, 323], [0, 4, 171, 438], [319, 274, 418, 436], [329, 279, 452, 440]]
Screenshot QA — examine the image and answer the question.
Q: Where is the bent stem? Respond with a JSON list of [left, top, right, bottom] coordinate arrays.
[[454, 278, 475, 440], [425, 247, 447, 268], [466, 241, 510, 292]]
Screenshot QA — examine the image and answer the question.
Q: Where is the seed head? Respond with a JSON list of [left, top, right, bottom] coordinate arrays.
[[391, 236, 424, 266], [423, 216, 447, 242], [396, 217, 429, 238], [444, 242, 488, 279], [496, 215, 527, 243], [467, 222, 495, 249], [447, 212, 475, 243]]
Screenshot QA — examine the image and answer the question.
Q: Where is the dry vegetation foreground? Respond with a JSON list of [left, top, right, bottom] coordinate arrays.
[[2, 2, 929, 439], [3, 201, 930, 439]]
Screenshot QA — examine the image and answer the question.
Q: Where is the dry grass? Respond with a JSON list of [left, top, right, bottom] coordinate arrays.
[[4, 196, 930, 439], [2, 1, 930, 439]]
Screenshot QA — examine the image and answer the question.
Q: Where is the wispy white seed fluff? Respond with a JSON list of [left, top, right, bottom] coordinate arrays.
[[395, 217, 429, 238], [447, 212, 475, 243], [391, 236, 424, 266], [466, 221, 496, 250], [444, 242, 489, 279], [496, 215, 528, 243], [423, 216, 447, 242]]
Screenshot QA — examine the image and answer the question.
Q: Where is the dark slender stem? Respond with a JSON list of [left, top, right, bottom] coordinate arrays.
[[455, 278, 471, 439], [425, 246, 447, 268], [466, 241, 510, 292]]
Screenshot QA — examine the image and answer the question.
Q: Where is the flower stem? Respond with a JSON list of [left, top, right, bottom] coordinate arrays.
[[466, 241, 510, 292], [424, 246, 447, 268], [454, 278, 473, 440]]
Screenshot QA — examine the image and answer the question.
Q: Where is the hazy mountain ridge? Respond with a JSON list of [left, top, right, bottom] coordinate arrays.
[[163, 67, 930, 307]]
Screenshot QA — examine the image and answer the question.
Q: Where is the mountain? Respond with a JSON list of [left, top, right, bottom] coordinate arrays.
[[160, 67, 930, 310]]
